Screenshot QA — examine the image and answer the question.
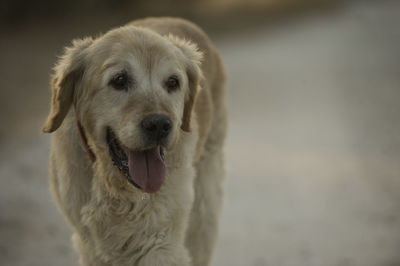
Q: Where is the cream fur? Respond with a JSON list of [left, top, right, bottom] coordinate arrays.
[[44, 17, 227, 266]]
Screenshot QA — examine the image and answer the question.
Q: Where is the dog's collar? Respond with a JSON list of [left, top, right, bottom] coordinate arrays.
[[76, 119, 96, 163]]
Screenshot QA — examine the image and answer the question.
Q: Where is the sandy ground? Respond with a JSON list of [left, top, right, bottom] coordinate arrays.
[[1, 1, 400, 265]]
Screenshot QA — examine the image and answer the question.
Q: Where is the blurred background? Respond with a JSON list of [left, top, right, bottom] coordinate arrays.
[[1, 0, 400, 265]]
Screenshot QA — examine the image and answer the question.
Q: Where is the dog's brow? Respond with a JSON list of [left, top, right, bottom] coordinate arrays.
[[101, 62, 118, 73]]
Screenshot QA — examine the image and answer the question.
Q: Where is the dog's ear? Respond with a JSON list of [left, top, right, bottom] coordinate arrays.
[[42, 37, 93, 133], [167, 35, 203, 132]]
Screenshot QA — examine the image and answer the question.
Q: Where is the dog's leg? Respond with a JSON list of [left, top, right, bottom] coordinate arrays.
[[185, 148, 226, 266], [75, 232, 192, 266], [72, 233, 106, 266], [185, 94, 227, 266], [136, 244, 192, 266]]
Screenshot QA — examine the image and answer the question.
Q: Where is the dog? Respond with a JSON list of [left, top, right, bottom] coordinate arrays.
[[42, 17, 227, 266]]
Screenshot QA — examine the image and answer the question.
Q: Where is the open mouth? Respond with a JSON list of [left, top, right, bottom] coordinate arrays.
[[106, 128, 166, 193]]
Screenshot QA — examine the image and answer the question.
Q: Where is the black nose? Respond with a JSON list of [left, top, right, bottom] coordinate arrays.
[[141, 114, 172, 142]]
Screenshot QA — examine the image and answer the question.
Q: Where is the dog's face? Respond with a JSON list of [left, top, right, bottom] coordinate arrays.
[[43, 26, 202, 193]]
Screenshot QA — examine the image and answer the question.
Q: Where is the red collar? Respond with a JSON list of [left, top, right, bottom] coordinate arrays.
[[76, 120, 96, 163]]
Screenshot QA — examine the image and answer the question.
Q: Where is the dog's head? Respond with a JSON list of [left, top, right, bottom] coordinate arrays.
[[42, 26, 203, 194]]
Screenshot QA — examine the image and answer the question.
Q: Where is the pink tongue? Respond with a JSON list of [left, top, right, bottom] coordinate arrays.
[[127, 147, 165, 193]]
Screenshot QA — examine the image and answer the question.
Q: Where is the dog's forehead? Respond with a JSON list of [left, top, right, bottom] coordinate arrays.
[[90, 26, 182, 67]]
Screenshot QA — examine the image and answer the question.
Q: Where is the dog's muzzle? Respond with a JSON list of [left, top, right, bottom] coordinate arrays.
[[106, 128, 166, 193]]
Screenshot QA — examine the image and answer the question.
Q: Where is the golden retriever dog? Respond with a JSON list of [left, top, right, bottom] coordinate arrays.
[[42, 17, 227, 266]]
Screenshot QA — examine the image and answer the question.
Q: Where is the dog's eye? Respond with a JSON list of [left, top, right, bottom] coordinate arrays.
[[165, 76, 179, 92], [110, 73, 129, 90]]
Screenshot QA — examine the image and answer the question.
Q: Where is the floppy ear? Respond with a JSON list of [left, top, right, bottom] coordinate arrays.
[[167, 35, 203, 132], [42, 37, 93, 133]]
